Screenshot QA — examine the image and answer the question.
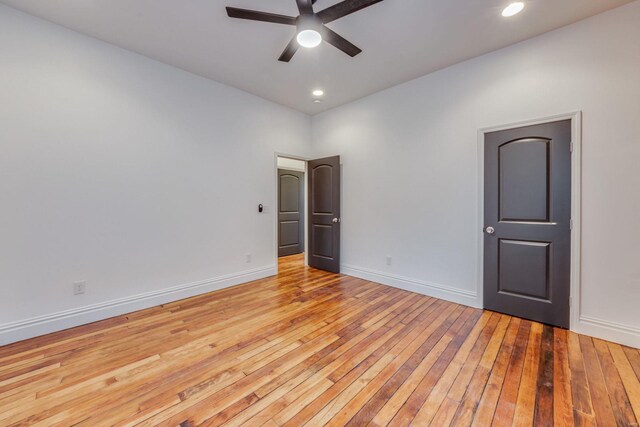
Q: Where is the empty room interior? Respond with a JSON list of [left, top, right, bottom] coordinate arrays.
[[1, 0, 640, 425]]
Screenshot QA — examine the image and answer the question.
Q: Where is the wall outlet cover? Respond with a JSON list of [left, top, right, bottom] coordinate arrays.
[[73, 281, 87, 295]]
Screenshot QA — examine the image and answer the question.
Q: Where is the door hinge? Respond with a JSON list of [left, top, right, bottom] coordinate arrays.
[[569, 296, 572, 307], [570, 219, 574, 230], [570, 141, 574, 153]]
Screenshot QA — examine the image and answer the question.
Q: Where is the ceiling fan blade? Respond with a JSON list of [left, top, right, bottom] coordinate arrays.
[[226, 7, 297, 25], [320, 26, 362, 57], [296, 0, 314, 15], [278, 36, 300, 62], [317, 0, 384, 24]]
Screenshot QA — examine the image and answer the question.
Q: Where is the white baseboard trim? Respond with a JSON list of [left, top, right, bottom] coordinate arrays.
[[0, 265, 277, 346], [341, 265, 639, 349], [341, 264, 479, 308], [4, 264, 636, 350], [576, 315, 640, 349]]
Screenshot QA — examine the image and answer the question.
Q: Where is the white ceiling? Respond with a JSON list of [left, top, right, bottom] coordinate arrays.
[[1, 0, 633, 114]]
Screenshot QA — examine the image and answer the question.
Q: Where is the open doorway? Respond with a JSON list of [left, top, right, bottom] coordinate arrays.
[[276, 156, 306, 270], [275, 154, 342, 273]]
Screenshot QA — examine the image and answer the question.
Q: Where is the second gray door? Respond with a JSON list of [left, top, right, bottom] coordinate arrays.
[[308, 156, 341, 273], [484, 120, 572, 328], [278, 169, 304, 257]]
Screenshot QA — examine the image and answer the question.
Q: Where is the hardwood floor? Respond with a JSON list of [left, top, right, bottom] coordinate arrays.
[[1, 254, 639, 426]]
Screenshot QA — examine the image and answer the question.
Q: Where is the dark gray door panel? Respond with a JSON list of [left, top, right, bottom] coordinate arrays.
[[308, 156, 341, 273], [499, 138, 550, 222], [278, 169, 304, 257], [484, 120, 571, 328]]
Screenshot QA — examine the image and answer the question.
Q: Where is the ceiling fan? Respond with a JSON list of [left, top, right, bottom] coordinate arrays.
[[226, 0, 384, 62]]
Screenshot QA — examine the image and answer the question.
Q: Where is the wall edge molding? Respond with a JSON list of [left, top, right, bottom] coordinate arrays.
[[341, 264, 480, 308], [0, 265, 277, 346], [577, 315, 640, 349], [341, 265, 639, 349]]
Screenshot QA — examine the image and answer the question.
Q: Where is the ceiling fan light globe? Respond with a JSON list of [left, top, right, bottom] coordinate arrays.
[[502, 2, 525, 17], [297, 30, 322, 48]]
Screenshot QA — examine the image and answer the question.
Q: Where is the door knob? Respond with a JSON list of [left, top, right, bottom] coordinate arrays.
[[485, 226, 495, 234], [332, 218, 341, 223]]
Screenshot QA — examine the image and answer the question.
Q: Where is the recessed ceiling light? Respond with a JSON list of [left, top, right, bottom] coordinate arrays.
[[297, 30, 322, 48], [313, 99, 322, 104], [312, 89, 324, 97], [502, 2, 525, 17]]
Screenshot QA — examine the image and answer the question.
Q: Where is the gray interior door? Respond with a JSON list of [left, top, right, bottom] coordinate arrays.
[[484, 120, 571, 328], [308, 156, 341, 273], [278, 169, 304, 257]]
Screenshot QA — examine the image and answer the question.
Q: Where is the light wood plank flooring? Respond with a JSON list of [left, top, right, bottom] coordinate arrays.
[[1, 254, 639, 426]]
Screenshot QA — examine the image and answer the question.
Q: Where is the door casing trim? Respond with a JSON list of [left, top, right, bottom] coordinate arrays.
[[274, 152, 310, 271], [476, 111, 582, 331]]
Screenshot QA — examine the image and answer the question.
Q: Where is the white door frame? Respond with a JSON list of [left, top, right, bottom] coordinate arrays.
[[476, 111, 582, 331], [274, 152, 310, 271]]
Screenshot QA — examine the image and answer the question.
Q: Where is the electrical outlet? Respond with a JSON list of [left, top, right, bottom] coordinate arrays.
[[262, 205, 270, 213], [386, 256, 393, 266], [73, 281, 86, 295], [246, 253, 252, 263]]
